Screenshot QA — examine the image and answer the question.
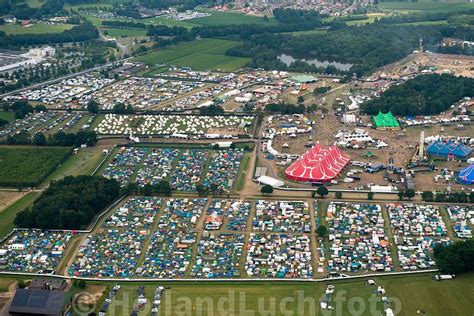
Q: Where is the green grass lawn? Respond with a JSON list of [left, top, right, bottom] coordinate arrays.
[[26, 0, 45, 8], [103, 28, 148, 38], [0, 192, 40, 239], [0, 23, 74, 35], [135, 39, 250, 71], [193, 9, 276, 26], [0, 111, 15, 123], [96, 273, 474, 315], [42, 145, 109, 187], [142, 17, 198, 29]]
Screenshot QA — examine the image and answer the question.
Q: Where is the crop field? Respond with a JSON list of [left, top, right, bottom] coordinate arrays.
[[192, 9, 277, 26], [135, 39, 250, 71], [0, 146, 71, 187], [0, 23, 74, 35], [97, 273, 474, 316], [378, 1, 474, 12]]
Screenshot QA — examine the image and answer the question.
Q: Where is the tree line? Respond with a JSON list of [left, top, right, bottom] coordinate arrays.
[[434, 239, 474, 274], [361, 74, 474, 116], [6, 130, 98, 147], [14, 175, 121, 229]]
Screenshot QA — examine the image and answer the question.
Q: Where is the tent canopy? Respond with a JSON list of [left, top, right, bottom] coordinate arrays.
[[458, 163, 474, 185], [426, 140, 472, 158], [372, 111, 400, 129], [256, 176, 284, 188], [285, 144, 350, 182]]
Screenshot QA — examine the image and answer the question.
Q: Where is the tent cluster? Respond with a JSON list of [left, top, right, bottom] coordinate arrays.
[[457, 163, 474, 185], [70, 198, 162, 277], [205, 200, 251, 232], [245, 233, 312, 278], [136, 148, 180, 187], [388, 204, 447, 237], [447, 205, 473, 239], [192, 233, 244, 278], [285, 144, 350, 183], [253, 200, 311, 233], [388, 203, 449, 271], [328, 236, 392, 273], [327, 203, 392, 273], [394, 236, 450, 271], [203, 149, 244, 193], [426, 140, 473, 159], [94, 114, 253, 136], [103, 147, 148, 186], [0, 230, 72, 273], [139, 198, 206, 278], [171, 150, 209, 191]]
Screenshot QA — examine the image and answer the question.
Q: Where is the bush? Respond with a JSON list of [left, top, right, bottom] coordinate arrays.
[[335, 191, 342, 199]]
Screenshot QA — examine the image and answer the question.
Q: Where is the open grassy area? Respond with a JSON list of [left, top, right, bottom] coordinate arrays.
[[378, 1, 474, 12], [0, 23, 74, 35], [0, 192, 40, 239], [95, 273, 474, 315], [0, 112, 15, 123], [25, 0, 45, 8], [192, 9, 276, 26], [0, 146, 71, 188], [43, 145, 110, 187], [103, 28, 148, 38], [135, 39, 250, 71]]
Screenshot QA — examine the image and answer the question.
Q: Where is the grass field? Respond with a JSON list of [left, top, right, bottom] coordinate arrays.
[[378, 1, 474, 12], [0, 23, 74, 35], [0, 146, 71, 188], [97, 273, 474, 315], [103, 28, 148, 38], [0, 192, 40, 239], [135, 39, 250, 71], [192, 9, 276, 26], [26, 0, 45, 8], [0, 112, 15, 123]]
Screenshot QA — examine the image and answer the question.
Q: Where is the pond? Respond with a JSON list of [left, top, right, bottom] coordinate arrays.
[[278, 53, 353, 71]]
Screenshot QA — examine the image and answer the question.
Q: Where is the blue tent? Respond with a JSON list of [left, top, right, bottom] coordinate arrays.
[[458, 163, 474, 185], [426, 140, 472, 159]]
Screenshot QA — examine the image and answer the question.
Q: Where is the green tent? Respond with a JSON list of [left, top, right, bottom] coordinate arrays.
[[372, 111, 400, 129]]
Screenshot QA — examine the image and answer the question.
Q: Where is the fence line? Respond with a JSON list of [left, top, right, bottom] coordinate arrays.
[[0, 269, 439, 283]]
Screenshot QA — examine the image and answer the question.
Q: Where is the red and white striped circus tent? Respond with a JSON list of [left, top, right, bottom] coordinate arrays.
[[285, 143, 350, 182]]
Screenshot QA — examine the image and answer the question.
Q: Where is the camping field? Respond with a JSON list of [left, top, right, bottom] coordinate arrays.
[[135, 39, 250, 71], [94, 273, 474, 316], [0, 23, 74, 35], [0, 146, 71, 188]]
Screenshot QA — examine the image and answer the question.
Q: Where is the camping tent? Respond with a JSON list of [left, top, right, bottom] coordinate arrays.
[[458, 163, 474, 185], [372, 111, 400, 130], [426, 140, 472, 159], [285, 144, 350, 182]]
